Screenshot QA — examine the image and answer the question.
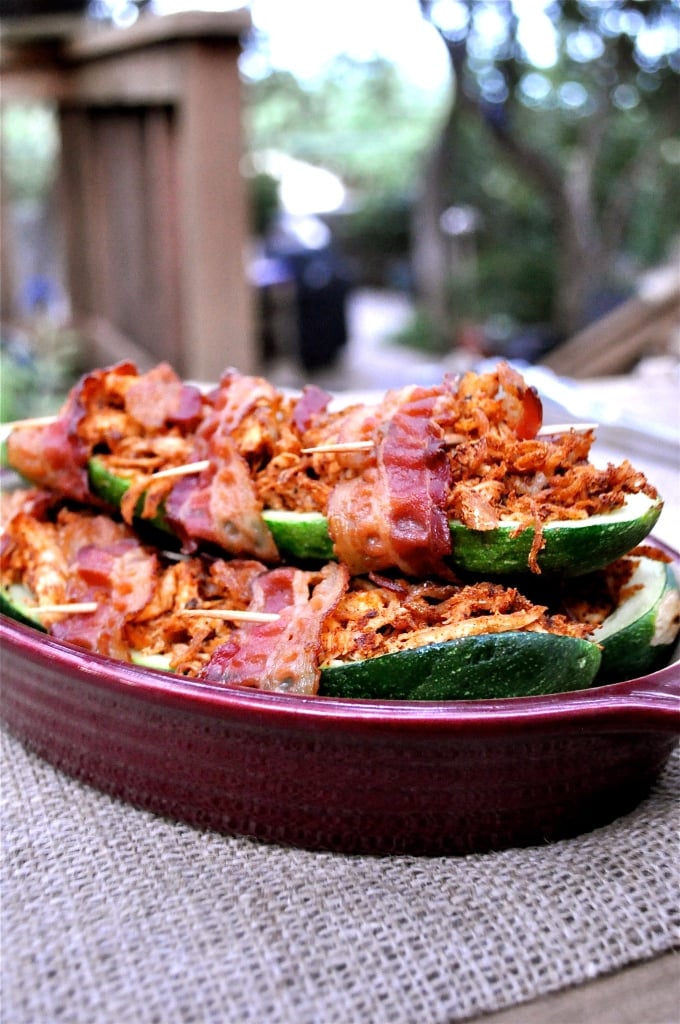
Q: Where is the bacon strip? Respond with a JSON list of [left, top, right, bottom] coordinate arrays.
[[497, 361, 543, 440], [164, 372, 280, 560], [53, 537, 159, 660], [200, 369, 281, 445], [200, 562, 350, 694], [166, 439, 278, 561], [4, 367, 102, 503], [124, 362, 203, 430], [292, 384, 332, 433], [328, 387, 452, 578]]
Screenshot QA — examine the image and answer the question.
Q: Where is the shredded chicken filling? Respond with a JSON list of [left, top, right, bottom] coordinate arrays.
[[9, 362, 655, 532], [5, 361, 658, 581], [1, 496, 594, 685]]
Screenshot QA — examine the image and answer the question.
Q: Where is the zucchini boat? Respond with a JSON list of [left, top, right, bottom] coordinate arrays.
[[5, 359, 662, 579], [563, 548, 680, 683], [0, 494, 603, 700], [317, 632, 600, 701], [0, 579, 602, 701], [4, 492, 677, 696], [447, 491, 662, 578], [87, 456, 662, 577]]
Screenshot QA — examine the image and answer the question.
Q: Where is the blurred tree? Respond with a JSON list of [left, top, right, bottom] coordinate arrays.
[[417, 0, 680, 346], [245, 55, 447, 197]]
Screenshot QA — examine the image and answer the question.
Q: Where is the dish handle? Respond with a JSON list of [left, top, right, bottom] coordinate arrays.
[[600, 664, 680, 731]]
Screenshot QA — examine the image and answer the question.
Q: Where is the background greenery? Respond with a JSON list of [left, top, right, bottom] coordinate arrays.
[[2, 0, 679, 413]]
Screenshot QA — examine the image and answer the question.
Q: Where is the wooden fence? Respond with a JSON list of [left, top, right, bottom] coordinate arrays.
[[1, 10, 256, 381]]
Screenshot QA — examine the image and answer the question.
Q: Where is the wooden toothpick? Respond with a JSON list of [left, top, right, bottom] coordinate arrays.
[[32, 602, 98, 615], [300, 423, 598, 455], [178, 608, 280, 623]]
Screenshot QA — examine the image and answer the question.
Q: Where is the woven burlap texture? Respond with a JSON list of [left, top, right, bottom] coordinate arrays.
[[2, 729, 679, 1024]]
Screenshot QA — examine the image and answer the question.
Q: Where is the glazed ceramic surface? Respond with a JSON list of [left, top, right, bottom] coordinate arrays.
[[2, 602, 678, 855]]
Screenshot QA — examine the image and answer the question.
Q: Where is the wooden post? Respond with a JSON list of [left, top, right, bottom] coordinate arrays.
[[176, 38, 253, 381], [0, 10, 257, 380]]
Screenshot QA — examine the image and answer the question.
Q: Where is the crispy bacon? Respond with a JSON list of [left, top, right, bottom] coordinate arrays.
[[2, 496, 599, 688], [497, 361, 543, 439], [124, 362, 203, 430], [165, 439, 278, 561], [4, 360, 658, 577], [5, 361, 201, 506], [5, 369, 99, 503], [200, 562, 350, 693], [199, 369, 281, 449], [292, 385, 332, 433], [52, 539, 159, 659], [328, 387, 452, 578], [0, 496, 159, 660], [163, 371, 282, 561]]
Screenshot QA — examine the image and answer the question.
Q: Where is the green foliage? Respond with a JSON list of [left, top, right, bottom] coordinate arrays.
[[627, 152, 680, 265], [249, 171, 281, 237], [0, 321, 82, 423], [419, 0, 680, 330], [390, 306, 446, 354], [0, 350, 35, 424], [245, 55, 448, 195], [1, 104, 59, 202]]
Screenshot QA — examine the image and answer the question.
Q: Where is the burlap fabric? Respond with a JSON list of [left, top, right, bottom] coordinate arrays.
[[2, 728, 679, 1024]]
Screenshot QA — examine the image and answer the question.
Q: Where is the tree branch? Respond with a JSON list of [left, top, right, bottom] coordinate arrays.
[[442, 36, 569, 223]]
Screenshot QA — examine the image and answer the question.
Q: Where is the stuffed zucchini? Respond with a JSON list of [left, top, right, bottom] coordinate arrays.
[[562, 546, 680, 683], [5, 359, 661, 578], [1, 492, 605, 699]]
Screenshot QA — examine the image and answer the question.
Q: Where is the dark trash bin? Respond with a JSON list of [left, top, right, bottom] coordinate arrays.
[[263, 214, 352, 372]]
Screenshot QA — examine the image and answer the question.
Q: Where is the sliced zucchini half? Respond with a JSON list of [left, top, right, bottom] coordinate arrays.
[[0, 591, 177, 667], [129, 633, 604, 700], [592, 554, 680, 682], [448, 491, 662, 577], [0, 584, 46, 630], [318, 632, 601, 701], [1, 579, 603, 700], [261, 509, 335, 561], [88, 458, 662, 577], [87, 456, 170, 532]]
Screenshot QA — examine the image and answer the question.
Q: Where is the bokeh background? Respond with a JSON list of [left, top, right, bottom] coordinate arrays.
[[1, 0, 679, 417]]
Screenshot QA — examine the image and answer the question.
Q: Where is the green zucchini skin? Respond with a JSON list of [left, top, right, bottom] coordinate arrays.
[[319, 633, 601, 701], [87, 458, 662, 576], [0, 586, 46, 630], [449, 493, 663, 578], [592, 556, 680, 683], [133, 632, 601, 700], [88, 457, 336, 559], [88, 457, 171, 533], [261, 510, 336, 562]]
